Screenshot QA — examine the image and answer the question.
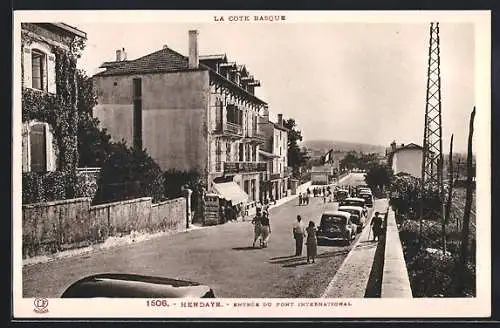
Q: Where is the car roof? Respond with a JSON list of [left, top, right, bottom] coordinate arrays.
[[345, 197, 365, 202], [60, 273, 213, 298], [338, 205, 364, 212], [359, 192, 372, 196], [322, 211, 350, 219]]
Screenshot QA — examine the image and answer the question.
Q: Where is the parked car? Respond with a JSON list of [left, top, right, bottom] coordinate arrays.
[[60, 273, 216, 298], [335, 189, 349, 202], [317, 211, 357, 246], [358, 192, 374, 208], [338, 205, 366, 233], [339, 197, 368, 217]]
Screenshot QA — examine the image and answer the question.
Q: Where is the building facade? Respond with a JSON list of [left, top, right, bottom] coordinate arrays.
[[21, 23, 87, 174], [387, 142, 425, 178], [258, 110, 290, 202], [93, 30, 268, 205]]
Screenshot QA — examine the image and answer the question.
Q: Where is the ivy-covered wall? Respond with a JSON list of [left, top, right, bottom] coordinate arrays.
[[21, 24, 85, 203]]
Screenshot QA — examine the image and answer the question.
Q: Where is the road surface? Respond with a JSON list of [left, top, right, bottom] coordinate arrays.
[[23, 173, 372, 298]]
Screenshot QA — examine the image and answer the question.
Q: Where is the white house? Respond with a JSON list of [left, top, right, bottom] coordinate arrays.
[[388, 143, 425, 178]]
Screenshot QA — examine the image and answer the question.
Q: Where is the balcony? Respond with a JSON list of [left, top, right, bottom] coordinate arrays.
[[215, 122, 243, 137], [270, 172, 282, 180], [223, 161, 268, 174], [244, 130, 267, 144]]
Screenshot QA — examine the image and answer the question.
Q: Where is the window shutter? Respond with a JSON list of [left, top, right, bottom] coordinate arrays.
[[29, 123, 47, 172], [45, 124, 56, 171], [47, 53, 56, 94], [23, 47, 32, 88], [22, 123, 29, 172]]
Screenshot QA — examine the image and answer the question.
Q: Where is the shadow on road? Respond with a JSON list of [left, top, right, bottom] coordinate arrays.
[[283, 261, 310, 268], [269, 249, 350, 267], [232, 246, 261, 251]]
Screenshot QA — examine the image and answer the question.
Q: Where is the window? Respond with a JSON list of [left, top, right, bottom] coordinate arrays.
[[31, 50, 46, 91], [132, 78, 142, 150], [29, 123, 47, 172], [280, 147, 282, 156], [23, 122, 56, 173]]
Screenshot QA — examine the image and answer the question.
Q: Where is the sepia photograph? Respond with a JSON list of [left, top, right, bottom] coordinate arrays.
[[12, 10, 490, 318]]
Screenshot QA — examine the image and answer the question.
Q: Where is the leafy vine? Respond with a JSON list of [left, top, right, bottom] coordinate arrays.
[[22, 27, 86, 200]]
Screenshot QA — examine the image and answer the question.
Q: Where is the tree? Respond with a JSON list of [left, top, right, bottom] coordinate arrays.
[[76, 69, 114, 167], [93, 141, 166, 204], [365, 164, 394, 190], [283, 118, 308, 177]]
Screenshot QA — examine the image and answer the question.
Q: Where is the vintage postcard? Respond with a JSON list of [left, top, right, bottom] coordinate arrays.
[[12, 10, 491, 318]]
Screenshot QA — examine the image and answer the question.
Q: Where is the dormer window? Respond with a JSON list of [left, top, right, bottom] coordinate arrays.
[[31, 50, 46, 91]]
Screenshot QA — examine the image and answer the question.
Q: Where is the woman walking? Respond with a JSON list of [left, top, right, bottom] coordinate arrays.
[[260, 211, 271, 248], [306, 221, 318, 263], [252, 208, 263, 248]]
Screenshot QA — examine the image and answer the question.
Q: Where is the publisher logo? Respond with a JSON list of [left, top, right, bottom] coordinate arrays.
[[33, 298, 49, 313]]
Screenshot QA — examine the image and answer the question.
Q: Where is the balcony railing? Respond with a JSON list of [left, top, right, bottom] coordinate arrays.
[[223, 161, 268, 174], [270, 172, 282, 180], [217, 122, 243, 136]]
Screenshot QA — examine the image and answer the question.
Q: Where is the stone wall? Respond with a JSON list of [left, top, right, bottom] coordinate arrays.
[[22, 196, 186, 258]]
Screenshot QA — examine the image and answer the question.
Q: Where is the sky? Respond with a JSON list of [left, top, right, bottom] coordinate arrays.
[[73, 21, 476, 153]]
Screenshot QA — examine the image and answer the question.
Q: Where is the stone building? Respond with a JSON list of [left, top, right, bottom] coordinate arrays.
[[21, 23, 87, 174], [93, 30, 269, 205], [258, 110, 290, 201]]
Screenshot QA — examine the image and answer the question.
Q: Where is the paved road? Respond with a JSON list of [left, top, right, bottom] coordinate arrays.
[[23, 173, 370, 298]]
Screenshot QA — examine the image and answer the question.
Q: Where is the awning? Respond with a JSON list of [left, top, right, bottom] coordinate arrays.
[[258, 150, 279, 158], [212, 182, 249, 205]]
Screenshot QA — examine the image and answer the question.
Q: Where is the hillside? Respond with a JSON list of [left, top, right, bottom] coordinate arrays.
[[302, 139, 386, 155]]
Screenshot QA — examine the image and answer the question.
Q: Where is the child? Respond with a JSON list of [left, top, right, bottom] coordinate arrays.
[[306, 221, 318, 263]]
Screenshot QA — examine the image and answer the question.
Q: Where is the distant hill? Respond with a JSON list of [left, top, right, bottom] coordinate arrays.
[[302, 139, 386, 155]]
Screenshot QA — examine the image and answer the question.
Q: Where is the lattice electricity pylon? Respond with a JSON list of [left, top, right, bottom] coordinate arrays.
[[420, 22, 446, 248]]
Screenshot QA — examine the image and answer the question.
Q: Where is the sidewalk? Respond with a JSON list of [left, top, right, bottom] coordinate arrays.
[[322, 199, 388, 298]]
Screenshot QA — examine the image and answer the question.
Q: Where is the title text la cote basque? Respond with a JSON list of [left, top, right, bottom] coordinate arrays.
[[214, 15, 286, 22]]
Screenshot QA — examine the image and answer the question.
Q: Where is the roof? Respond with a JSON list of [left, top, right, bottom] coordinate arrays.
[[95, 47, 203, 77], [273, 122, 289, 132], [338, 205, 364, 211], [94, 46, 267, 105], [345, 197, 365, 202], [322, 211, 350, 219], [199, 54, 227, 61], [50, 23, 87, 39]]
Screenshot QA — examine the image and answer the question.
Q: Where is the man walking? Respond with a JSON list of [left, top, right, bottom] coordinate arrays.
[[371, 211, 383, 241], [293, 215, 306, 256]]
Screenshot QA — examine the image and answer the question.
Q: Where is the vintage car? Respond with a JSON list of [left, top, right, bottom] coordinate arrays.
[[357, 187, 372, 196], [335, 189, 350, 202], [60, 273, 216, 298], [338, 205, 366, 232], [339, 197, 368, 217], [317, 211, 357, 246], [358, 192, 374, 208]]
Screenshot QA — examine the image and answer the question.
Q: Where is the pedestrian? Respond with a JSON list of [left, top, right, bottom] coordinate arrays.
[[252, 208, 263, 248], [306, 188, 311, 197], [298, 193, 303, 206], [293, 215, 306, 256], [306, 221, 318, 263], [371, 211, 383, 241], [260, 211, 271, 248]]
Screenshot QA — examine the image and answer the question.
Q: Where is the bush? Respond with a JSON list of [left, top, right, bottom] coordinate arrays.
[[22, 171, 75, 204], [399, 220, 476, 297], [163, 169, 206, 213], [93, 142, 166, 204]]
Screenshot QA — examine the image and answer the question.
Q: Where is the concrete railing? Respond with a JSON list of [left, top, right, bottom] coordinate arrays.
[[381, 208, 413, 298]]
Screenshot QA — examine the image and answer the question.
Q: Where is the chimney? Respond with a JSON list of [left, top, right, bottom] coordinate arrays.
[[115, 49, 122, 62], [188, 30, 199, 69], [122, 48, 127, 60], [390, 141, 397, 151], [277, 114, 283, 126], [262, 105, 269, 121]]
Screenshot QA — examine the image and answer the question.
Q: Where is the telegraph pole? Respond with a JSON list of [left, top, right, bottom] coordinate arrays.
[[420, 22, 445, 251]]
